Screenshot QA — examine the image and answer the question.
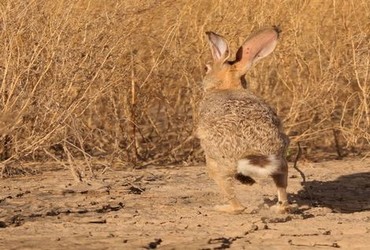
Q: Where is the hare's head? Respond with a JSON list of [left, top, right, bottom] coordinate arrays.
[[203, 26, 280, 91]]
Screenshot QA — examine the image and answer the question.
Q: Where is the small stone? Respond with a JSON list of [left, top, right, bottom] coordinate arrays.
[[250, 224, 258, 231], [0, 221, 7, 228]]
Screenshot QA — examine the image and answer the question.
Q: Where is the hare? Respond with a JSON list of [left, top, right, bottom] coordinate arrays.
[[197, 26, 290, 214]]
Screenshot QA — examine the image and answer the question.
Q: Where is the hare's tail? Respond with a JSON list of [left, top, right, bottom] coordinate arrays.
[[236, 154, 281, 179]]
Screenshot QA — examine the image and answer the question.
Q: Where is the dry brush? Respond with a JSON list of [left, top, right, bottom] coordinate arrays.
[[0, 0, 369, 176]]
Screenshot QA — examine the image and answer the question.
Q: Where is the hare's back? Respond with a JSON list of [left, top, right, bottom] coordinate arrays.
[[198, 90, 287, 159]]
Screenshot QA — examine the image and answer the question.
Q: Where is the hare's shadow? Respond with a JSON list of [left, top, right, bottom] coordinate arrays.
[[291, 171, 370, 213]]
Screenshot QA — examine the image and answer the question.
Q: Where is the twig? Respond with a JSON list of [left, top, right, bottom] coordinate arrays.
[[332, 129, 343, 159], [130, 48, 138, 166], [293, 142, 304, 183], [292, 142, 314, 205]]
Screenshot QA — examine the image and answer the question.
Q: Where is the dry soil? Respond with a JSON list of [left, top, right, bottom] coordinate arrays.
[[1, 158, 370, 249]]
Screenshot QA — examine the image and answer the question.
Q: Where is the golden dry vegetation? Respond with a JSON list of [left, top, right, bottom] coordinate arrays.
[[0, 0, 369, 176]]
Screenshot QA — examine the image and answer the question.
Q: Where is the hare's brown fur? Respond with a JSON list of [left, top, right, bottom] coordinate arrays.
[[198, 89, 289, 163]]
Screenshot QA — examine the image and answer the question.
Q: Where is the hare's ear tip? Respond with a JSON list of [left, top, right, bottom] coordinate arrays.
[[272, 25, 282, 37]]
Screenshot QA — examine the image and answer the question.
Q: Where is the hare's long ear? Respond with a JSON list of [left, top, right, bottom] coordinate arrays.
[[234, 27, 280, 74], [206, 31, 230, 63]]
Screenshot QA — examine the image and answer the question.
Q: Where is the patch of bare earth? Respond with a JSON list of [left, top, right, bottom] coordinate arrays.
[[1, 158, 369, 249]]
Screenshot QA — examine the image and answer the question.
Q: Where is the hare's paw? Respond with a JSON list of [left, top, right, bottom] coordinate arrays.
[[214, 204, 245, 214], [270, 201, 295, 214]]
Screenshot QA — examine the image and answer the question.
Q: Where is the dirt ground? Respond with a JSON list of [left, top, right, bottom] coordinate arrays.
[[1, 157, 369, 250]]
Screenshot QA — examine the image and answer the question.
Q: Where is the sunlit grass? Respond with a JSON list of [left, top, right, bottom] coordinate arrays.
[[0, 0, 369, 175]]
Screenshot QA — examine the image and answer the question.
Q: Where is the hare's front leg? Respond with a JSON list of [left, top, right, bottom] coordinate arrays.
[[206, 157, 244, 214]]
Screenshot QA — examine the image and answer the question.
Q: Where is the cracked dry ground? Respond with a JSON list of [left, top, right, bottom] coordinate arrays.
[[1, 158, 370, 249]]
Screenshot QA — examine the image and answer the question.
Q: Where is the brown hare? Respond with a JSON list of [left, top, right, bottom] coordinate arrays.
[[197, 26, 290, 214]]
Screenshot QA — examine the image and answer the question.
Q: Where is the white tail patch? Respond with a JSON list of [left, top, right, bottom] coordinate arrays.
[[237, 155, 281, 177]]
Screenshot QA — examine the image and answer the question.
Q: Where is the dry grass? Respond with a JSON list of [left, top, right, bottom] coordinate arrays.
[[0, 0, 369, 176]]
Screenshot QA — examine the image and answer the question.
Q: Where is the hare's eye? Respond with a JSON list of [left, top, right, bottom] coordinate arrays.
[[204, 64, 211, 73]]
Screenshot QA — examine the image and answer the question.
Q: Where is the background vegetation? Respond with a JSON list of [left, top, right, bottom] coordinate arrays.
[[0, 0, 369, 177]]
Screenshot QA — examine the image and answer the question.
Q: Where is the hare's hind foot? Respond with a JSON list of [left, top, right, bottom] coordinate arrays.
[[270, 201, 294, 214], [214, 204, 245, 214], [213, 191, 245, 214]]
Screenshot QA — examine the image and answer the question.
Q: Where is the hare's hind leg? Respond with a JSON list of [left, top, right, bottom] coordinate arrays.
[[206, 157, 244, 214], [271, 163, 290, 213]]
